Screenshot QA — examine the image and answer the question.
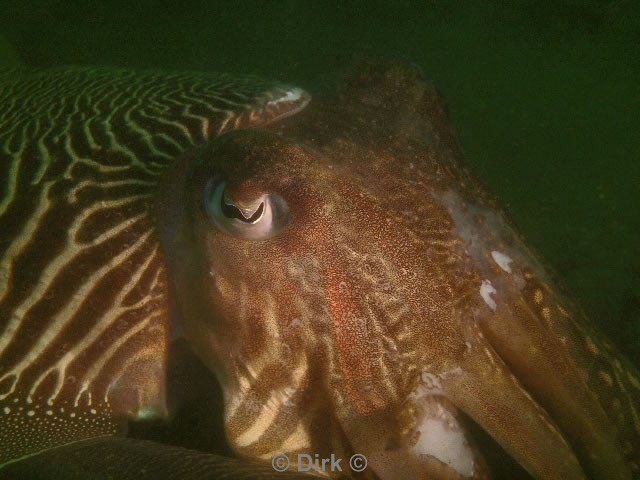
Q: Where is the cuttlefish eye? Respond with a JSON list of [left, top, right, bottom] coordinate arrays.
[[204, 177, 290, 239]]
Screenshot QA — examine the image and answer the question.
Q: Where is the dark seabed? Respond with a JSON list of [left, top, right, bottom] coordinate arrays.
[[1, 1, 639, 477]]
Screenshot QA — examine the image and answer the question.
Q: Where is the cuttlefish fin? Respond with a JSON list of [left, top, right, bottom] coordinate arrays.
[[0, 278, 169, 466], [0, 437, 313, 480]]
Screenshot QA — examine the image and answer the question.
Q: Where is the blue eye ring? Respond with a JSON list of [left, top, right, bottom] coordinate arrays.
[[204, 178, 290, 240]]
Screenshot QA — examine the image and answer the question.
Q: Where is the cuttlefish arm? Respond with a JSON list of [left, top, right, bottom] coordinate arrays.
[[163, 62, 639, 479], [437, 188, 639, 479]]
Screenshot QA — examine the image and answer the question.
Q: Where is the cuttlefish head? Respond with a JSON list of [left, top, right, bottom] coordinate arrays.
[[162, 64, 640, 479]]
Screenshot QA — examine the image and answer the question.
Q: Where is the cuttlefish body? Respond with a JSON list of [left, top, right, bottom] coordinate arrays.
[[162, 63, 640, 479], [0, 63, 638, 479]]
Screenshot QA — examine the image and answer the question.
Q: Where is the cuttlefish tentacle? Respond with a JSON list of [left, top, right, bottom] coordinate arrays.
[[163, 62, 639, 479]]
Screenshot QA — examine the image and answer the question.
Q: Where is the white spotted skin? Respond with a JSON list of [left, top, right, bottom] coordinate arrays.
[[480, 280, 498, 311], [0, 394, 118, 467]]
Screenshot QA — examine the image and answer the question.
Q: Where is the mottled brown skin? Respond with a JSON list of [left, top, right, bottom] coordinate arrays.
[[162, 63, 640, 479]]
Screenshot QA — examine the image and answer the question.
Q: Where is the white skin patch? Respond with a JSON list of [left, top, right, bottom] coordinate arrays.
[[480, 280, 497, 311], [261, 86, 311, 122], [411, 397, 474, 477], [267, 87, 305, 106], [491, 250, 513, 273]]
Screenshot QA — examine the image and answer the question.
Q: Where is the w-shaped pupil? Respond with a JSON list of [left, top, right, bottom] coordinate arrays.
[[221, 195, 264, 223]]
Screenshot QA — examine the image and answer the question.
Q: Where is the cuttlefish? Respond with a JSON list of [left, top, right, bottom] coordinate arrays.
[[0, 63, 638, 479]]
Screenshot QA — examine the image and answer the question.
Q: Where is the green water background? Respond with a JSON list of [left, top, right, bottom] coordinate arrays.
[[1, 0, 638, 364]]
